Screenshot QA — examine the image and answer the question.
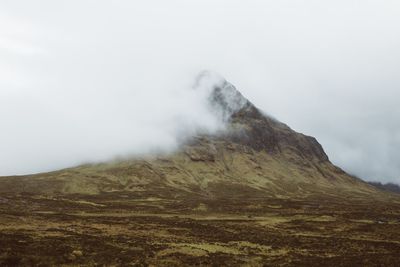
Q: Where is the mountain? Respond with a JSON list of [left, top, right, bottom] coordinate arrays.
[[1, 72, 400, 266], [0, 72, 381, 198]]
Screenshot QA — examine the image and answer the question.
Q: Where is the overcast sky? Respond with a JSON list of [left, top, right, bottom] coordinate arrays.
[[1, 1, 399, 184]]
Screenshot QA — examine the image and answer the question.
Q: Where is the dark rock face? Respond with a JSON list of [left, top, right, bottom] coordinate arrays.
[[207, 77, 329, 162]]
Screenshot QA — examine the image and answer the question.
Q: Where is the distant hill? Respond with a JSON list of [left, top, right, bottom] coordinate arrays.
[[368, 181, 400, 194]]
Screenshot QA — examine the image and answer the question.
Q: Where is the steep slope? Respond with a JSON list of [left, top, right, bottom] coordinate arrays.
[[0, 72, 385, 200]]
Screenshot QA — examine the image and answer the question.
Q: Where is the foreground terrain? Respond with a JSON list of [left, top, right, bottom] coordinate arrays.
[[1, 191, 400, 266]]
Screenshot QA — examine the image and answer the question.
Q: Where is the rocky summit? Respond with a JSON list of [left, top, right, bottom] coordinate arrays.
[[1, 74, 400, 266]]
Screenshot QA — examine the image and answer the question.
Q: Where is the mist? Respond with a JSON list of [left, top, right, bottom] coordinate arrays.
[[1, 1, 400, 183]]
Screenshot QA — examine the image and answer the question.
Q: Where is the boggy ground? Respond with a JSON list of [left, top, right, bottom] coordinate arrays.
[[0, 191, 400, 266]]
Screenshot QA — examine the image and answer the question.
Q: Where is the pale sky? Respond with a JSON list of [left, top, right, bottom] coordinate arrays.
[[1, 1, 400, 183]]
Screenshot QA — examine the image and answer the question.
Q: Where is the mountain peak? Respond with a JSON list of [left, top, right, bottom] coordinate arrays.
[[209, 82, 250, 121], [193, 71, 329, 162], [194, 71, 256, 122]]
